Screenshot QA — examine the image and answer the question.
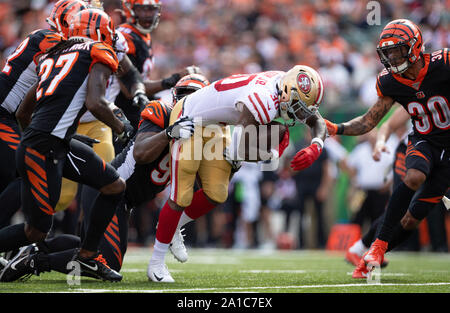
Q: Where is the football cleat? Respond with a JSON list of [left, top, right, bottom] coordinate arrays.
[[345, 250, 362, 267], [169, 228, 188, 263], [346, 248, 389, 268], [72, 251, 122, 282], [147, 260, 175, 283], [352, 256, 369, 279], [363, 239, 388, 270], [0, 244, 39, 282]]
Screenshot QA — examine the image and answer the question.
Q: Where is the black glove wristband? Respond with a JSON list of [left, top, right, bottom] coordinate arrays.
[[337, 124, 345, 135]]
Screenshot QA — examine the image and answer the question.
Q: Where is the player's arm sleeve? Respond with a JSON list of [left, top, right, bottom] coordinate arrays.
[[376, 75, 384, 98], [90, 42, 119, 73], [134, 101, 171, 164]]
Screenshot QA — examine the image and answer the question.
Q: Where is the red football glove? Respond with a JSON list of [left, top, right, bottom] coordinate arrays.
[[324, 119, 338, 136], [290, 143, 322, 171], [277, 127, 290, 157]]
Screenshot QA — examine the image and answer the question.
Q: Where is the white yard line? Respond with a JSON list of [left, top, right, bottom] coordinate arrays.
[[62, 282, 450, 293]]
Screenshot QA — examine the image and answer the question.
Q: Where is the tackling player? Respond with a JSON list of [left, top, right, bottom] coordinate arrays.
[[148, 65, 328, 282], [0, 8, 133, 282], [0, 74, 212, 282], [325, 19, 449, 276]]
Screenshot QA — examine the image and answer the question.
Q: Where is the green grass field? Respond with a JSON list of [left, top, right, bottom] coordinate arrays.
[[1, 247, 449, 293]]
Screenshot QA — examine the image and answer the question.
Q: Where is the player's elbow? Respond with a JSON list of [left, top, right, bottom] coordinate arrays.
[[133, 145, 150, 164]]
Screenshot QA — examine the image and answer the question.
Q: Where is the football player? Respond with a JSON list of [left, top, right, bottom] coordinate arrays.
[[147, 65, 328, 282], [0, 0, 87, 227], [0, 8, 133, 282], [54, 0, 148, 214], [348, 107, 450, 278], [0, 73, 212, 281], [325, 19, 450, 277]]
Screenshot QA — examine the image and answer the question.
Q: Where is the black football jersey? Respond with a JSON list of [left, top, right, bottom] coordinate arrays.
[[0, 29, 62, 113], [28, 40, 119, 141], [111, 100, 171, 208], [114, 24, 154, 129], [376, 50, 450, 149]]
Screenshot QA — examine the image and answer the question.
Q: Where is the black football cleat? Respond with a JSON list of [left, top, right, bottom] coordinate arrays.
[[0, 244, 40, 282], [72, 252, 122, 282]]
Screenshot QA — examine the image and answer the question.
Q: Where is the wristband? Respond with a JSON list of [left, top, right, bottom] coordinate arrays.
[[337, 124, 345, 135], [311, 137, 324, 151]]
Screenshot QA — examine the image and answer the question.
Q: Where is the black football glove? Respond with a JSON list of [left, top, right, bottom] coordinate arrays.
[[161, 73, 181, 89], [113, 108, 135, 143], [165, 116, 195, 140], [132, 91, 149, 109]]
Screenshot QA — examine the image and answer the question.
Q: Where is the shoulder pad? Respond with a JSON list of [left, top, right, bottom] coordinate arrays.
[[90, 42, 119, 72], [140, 100, 170, 129]]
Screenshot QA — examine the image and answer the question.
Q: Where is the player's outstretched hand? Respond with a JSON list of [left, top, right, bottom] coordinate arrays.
[[166, 116, 195, 140], [324, 119, 338, 136], [290, 143, 322, 171]]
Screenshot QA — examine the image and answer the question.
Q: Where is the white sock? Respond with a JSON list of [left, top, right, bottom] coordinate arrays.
[[176, 211, 193, 230], [151, 239, 170, 263], [348, 239, 368, 256]]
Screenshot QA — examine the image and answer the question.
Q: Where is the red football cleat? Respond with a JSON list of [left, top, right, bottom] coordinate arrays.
[[363, 239, 388, 270], [345, 250, 362, 267], [352, 256, 369, 279]]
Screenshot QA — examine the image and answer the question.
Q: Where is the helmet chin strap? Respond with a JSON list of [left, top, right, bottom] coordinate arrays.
[[135, 22, 153, 34], [390, 60, 409, 74]]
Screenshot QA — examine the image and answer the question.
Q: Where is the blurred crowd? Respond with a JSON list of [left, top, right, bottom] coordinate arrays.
[[1, 0, 449, 252]]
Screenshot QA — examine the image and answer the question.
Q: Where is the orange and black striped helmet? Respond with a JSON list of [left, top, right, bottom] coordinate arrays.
[[68, 8, 117, 48], [46, 0, 88, 38], [376, 19, 424, 74], [122, 0, 161, 34], [172, 73, 210, 104]]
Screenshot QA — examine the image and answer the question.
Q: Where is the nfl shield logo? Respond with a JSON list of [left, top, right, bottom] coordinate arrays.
[[297, 73, 311, 93]]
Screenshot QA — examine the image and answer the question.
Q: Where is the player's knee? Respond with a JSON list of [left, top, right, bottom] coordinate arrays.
[[403, 169, 426, 190], [400, 212, 420, 230], [203, 189, 227, 205], [24, 224, 47, 243], [100, 177, 126, 195]]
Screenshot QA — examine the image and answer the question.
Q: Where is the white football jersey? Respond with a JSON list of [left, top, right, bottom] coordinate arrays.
[[182, 71, 283, 125]]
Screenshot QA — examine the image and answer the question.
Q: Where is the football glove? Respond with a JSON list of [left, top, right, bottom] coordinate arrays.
[[161, 73, 181, 89], [277, 127, 290, 157], [113, 108, 134, 143], [324, 119, 343, 136], [165, 116, 195, 140], [290, 143, 322, 171], [132, 91, 149, 109]]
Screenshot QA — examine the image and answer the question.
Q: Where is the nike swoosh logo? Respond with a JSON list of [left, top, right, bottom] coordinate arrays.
[[78, 261, 98, 272], [153, 273, 163, 281], [11, 256, 27, 271]]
